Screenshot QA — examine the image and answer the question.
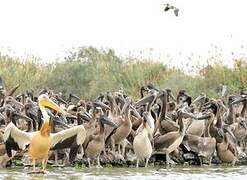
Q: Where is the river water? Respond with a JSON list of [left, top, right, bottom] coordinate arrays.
[[0, 165, 246, 180]]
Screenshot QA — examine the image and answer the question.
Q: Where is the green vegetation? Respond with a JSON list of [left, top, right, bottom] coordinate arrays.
[[0, 47, 246, 99]]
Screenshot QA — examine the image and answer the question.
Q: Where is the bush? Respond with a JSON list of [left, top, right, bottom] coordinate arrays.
[[0, 46, 246, 99]]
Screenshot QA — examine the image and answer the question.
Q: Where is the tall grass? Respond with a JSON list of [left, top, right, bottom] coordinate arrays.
[[0, 46, 246, 99]]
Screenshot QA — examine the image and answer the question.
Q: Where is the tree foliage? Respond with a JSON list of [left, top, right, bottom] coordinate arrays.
[[0, 47, 246, 99]]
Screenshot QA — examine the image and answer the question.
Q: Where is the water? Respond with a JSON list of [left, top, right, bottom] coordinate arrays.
[[0, 166, 246, 180]]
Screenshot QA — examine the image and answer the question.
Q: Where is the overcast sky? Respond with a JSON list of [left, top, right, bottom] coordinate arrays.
[[0, 0, 247, 71]]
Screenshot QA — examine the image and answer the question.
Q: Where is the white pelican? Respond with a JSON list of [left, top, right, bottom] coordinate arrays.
[[4, 94, 86, 173]]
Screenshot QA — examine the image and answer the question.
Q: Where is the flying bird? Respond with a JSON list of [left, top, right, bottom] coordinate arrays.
[[164, 3, 179, 16]]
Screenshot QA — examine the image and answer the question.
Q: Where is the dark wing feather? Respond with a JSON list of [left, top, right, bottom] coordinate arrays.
[[4, 122, 34, 157], [69, 145, 80, 163], [105, 127, 118, 145], [5, 136, 21, 157], [51, 135, 81, 164], [51, 135, 77, 150]]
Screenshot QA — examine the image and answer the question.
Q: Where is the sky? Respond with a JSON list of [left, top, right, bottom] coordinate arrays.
[[0, 0, 247, 72]]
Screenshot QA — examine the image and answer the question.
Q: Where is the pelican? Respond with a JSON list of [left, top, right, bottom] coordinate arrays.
[[216, 131, 238, 165], [135, 90, 158, 135], [85, 115, 117, 168], [133, 111, 153, 168], [230, 94, 247, 149], [164, 4, 179, 16], [106, 97, 132, 156], [183, 112, 216, 165], [155, 90, 179, 135], [154, 108, 196, 165], [3, 94, 86, 173], [178, 92, 206, 136]]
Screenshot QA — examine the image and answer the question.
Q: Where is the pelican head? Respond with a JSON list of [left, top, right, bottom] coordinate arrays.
[[231, 94, 247, 105], [202, 101, 219, 115], [38, 94, 66, 120]]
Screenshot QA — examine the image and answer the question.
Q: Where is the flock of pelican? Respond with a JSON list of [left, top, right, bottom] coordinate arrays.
[[0, 77, 247, 173]]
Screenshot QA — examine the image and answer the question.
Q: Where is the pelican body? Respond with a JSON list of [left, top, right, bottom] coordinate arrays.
[[4, 94, 86, 173], [28, 94, 66, 172], [133, 112, 153, 168]]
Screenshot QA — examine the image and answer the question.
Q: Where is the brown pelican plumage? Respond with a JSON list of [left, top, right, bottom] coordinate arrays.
[[85, 115, 117, 168], [154, 108, 196, 165], [106, 97, 132, 156], [184, 112, 216, 165], [216, 131, 238, 165]]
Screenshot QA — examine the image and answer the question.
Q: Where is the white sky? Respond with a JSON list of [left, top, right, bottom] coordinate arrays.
[[0, 0, 247, 72]]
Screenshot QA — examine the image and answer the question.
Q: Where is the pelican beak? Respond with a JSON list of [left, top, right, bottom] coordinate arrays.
[[178, 110, 197, 119], [100, 116, 118, 128], [70, 93, 80, 101], [55, 96, 68, 105], [195, 113, 211, 120], [120, 98, 131, 115], [14, 112, 33, 122], [129, 105, 142, 119], [93, 101, 110, 110], [240, 121, 247, 130], [53, 117, 70, 128], [231, 95, 247, 105], [78, 112, 91, 122], [84, 112, 92, 119], [135, 93, 155, 107], [8, 84, 20, 96], [192, 94, 206, 105], [5, 96, 24, 109], [39, 97, 66, 115], [0, 112, 5, 120]]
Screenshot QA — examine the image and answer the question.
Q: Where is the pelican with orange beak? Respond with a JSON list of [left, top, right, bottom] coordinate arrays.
[[4, 94, 86, 173]]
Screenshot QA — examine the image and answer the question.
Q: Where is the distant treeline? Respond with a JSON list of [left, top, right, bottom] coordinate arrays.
[[0, 47, 246, 99]]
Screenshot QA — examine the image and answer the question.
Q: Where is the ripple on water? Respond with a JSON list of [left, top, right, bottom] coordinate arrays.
[[0, 166, 247, 180]]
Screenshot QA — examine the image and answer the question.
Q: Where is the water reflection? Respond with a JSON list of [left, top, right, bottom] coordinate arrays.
[[0, 166, 246, 180]]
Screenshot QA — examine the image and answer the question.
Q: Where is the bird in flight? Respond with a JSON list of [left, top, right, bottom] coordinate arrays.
[[164, 3, 179, 16]]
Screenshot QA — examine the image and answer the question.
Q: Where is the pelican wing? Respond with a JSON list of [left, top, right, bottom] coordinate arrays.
[[50, 125, 86, 149], [154, 131, 180, 150], [84, 134, 96, 150], [4, 122, 35, 157]]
